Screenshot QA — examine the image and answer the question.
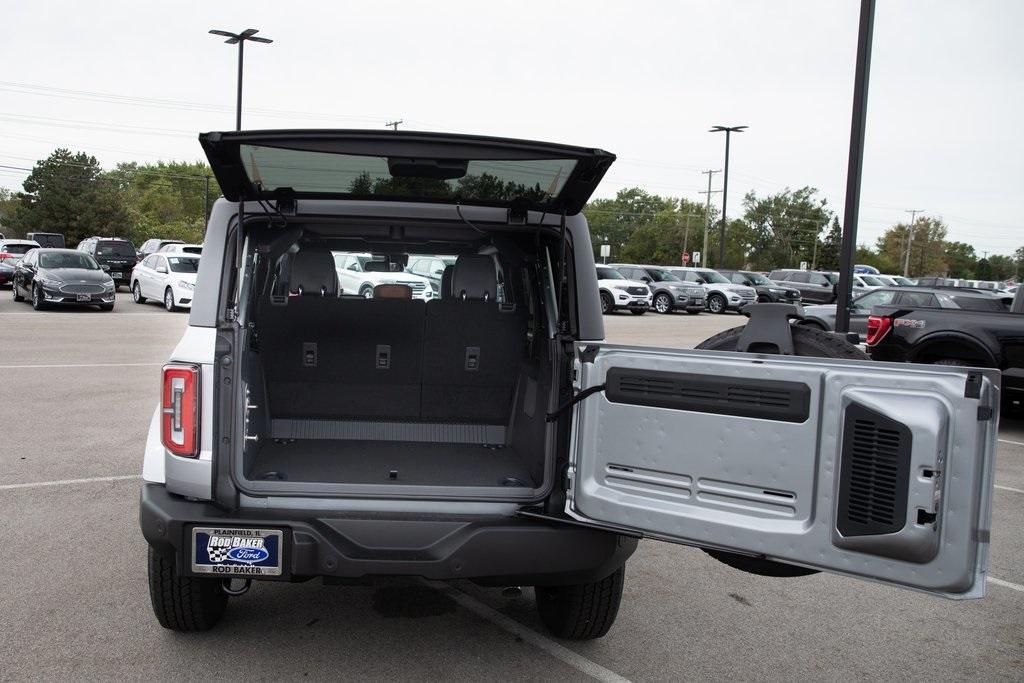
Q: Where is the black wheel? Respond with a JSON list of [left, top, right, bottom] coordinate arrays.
[[12, 282, 23, 302], [694, 324, 868, 577], [535, 565, 625, 640], [31, 283, 47, 310], [653, 292, 672, 314], [99, 303, 114, 312], [132, 281, 147, 304], [360, 285, 375, 299], [707, 293, 727, 314], [164, 287, 177, 312], [630, 309, 646, 316], [600, 292, 613, 315], [147, 546, 228, 632]]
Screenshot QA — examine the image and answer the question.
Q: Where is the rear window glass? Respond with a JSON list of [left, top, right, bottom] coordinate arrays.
[[2, 244, 36, 255], [167, 257, 199, 273], [596, 267, 625, 280], [240, 144, 577, 206], [96, 240, 136, 257]]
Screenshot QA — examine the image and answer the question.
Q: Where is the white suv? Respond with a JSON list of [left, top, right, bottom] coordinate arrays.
[[333, 252, 433, 299], [596, 265, 651, 314], [669, 267, 756, 314]]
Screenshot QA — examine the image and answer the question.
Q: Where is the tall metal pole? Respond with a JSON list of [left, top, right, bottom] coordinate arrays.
[[236, 40, 244, 131], [719, 131, 731, 267], [700, 169, 720, 268], [902, 209, 921, 277], [834, 0, 876, 335]]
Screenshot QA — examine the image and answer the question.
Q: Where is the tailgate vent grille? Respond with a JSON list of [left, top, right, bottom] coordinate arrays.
[[605, 369, 810, 422], [837, 404, 912, 536]]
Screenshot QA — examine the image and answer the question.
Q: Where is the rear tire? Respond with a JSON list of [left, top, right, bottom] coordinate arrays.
[[147, 546, 228, 632], [132, 281, 147, 304], [12, 283, 23, 302], [535, 565, 625, 640], [694, 325, 867, 577]]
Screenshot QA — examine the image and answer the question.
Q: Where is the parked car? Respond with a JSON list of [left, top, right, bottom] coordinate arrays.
[[25, 232, 65, 248], [406, 254, 456, 294], [138, 238, 185, 261], [866, 299, 1023, 411], [799, 287, 1007, 340], [139, 129, 996, 639], [11, 248, 115, 310], [668, 267, 756, 313], [333, 251, 434, 300], [768, 269, 840, 304], [77, 236, 138, 289], [0, 239, 40, 286], [852, 274, 886, 289], [595, 265, 652, 314], [608, 263, 705, 314], [718, 269, 801, 304], [131, 253, 199, 311], [158, 243, 203, 255]]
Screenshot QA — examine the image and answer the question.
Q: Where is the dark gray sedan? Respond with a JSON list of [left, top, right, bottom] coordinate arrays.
[[799, 287, 1007, 340], [12, 248, 116, 311]]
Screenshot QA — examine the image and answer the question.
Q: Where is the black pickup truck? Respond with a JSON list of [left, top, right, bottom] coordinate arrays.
[[866, 305, 1024, 409]]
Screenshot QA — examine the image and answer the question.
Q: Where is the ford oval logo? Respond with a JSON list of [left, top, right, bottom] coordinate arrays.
[[226, 547, 270, 563]]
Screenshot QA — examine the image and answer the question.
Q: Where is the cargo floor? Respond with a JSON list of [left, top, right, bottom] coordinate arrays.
[[247, 439, 535, 487]]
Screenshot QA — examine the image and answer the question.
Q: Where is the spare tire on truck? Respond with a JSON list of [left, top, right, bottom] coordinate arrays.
[[693, 322, 869, 577]]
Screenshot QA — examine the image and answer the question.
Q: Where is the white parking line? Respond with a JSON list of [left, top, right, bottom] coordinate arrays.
[[0, 362, 162, 369], [998, 438, 1024, 447], [994, 484, 1024, 494], [0, 474, 142, 491], [988, 577, 1024, 593], [436, 583, 632, 683]]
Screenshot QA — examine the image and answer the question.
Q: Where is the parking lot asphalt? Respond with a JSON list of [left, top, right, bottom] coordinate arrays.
[[2, 297, 1022, 681]]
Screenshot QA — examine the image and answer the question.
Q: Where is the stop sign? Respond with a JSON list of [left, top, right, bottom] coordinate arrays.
[[681, 252, 690, 264]]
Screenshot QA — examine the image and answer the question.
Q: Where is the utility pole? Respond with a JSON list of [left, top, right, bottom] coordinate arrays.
[[386, 120, 403, 131], [682, 211, 691, 264], [699, 169, 721, 267], [709, 125, 748, 267], [903, 208, 922, 277]]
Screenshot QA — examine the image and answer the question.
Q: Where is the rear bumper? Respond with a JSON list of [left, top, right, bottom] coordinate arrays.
[[139, 484, 637, 586]]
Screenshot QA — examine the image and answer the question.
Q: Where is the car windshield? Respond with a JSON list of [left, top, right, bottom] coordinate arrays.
[[646, 268, 681, 282], [240, 144, 577, 207], [742, 272, 772, 286], [96, 240, 135, 257], [39, 252, 98, 270], [697, 270, 730, 284], [860, 275, 885, 286], [2, 244, 37, 255], [167, 257, 199, 273], [596, 267, 625, 280]]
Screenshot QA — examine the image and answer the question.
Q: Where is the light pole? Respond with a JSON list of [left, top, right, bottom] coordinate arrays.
[[709, 125, 747, 267], [209, 28, 274, 131]]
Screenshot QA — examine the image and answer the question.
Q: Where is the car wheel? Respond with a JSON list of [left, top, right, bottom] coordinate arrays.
[[707, 293, 727, 314], [535, 565, 625, 640], [132, 282, 147, 304], [12, 282, 23, 302], [653, 292, 672, 314], [164, 287, 178, 312], [31, 284, 47, 310], [630, 309, 646, 316], [600, 292, 613, 315], [147, 546, 227, 632], [360, 285, 375, 299], [694, 324, 868, 577]]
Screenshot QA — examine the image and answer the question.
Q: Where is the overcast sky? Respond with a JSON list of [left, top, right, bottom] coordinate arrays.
[[1, 0, 1021, 256]]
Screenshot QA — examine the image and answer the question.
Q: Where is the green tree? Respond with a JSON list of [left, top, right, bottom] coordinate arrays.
[[987, 255, 1015, 281], [741, 187, 833, 271], [944, 241, 977, 279], [854, 245, 898, 274], [876, 216, 948, 277], [816, 217, 843, 271], [0, 188, 20, 237], [13, 149, 131, 245], [584, 188, 676, 262], [619, 198, 709, 265], [110, 160, 215, 245], [975, 258, 993, 280]]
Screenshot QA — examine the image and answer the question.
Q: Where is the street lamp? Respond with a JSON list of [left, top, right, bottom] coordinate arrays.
[[709, 125, 747, 266], [209, 28, 273, 131]]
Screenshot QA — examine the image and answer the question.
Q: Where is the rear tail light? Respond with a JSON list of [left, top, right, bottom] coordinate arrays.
[[0, 252, 13, 260], [161, 364, 200, 457], [865, 315, 892, 346]]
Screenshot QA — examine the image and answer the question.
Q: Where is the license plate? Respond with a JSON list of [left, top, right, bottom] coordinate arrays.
[[191, 527, 283, 576], [76, 293, 91, 302], [111, 272, 122, 279]]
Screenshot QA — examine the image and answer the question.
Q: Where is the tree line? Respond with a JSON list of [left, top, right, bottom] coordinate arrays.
[[584, 187, 1023, 280], [0, 148, 1019, 280]]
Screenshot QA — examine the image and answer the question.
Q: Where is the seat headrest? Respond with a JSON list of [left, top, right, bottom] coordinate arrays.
[[452, 255, 496, 301], [440, 265, 454, 298], [373, 284, 412, 299], [290, 249, 339, 296], [363, 260, 390, 273]]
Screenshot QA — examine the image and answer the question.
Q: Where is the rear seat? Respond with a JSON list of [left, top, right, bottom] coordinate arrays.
[[259, 251, 525, 424]]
